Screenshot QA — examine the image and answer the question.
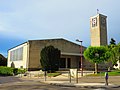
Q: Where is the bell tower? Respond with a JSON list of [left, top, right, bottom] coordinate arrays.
[[90, 14, 108, 46]]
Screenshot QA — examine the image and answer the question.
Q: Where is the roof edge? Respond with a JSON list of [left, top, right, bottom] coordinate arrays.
[[8, 41, 28, 51]]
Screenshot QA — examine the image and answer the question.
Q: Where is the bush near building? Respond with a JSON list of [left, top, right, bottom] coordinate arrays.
[[0, 66, 26, 76], [0, 66, 13, 76]]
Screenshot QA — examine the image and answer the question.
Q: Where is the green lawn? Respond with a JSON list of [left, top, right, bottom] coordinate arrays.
[[35, 72, 61, 77], [47, 72, 61, 77], [88, 70, 120, 76]]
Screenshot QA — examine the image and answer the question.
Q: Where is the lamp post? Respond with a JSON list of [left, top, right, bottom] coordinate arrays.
[[76, 39, 83, 76]]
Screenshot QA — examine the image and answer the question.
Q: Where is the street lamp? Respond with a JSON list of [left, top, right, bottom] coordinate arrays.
[[76, 39, 83, 76]]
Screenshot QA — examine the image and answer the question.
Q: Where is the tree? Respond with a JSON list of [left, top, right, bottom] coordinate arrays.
[[0, 54, 7, 66], [40, 45, 60, 72], [108, 43, 120, 66], [110, 38, 116, 45], [107, 38, 120, 66], [84, 46, 111, 74]]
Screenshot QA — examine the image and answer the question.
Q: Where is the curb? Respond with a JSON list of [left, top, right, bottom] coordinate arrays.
[[50, 83, 105, 89], [43, 82, 120, 89], [52, 83, 120, 89]]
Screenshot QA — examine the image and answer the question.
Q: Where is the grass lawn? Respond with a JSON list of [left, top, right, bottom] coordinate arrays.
[[35, 72, 61, 77], [47, 72, 61, 77], [88, 70, 120, 76]]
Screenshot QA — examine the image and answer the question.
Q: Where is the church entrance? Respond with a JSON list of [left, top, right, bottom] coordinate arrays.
[[59, 58, 71, 68]]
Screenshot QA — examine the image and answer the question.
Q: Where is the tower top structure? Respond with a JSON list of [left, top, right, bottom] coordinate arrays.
[[90, 13, 108, 46]]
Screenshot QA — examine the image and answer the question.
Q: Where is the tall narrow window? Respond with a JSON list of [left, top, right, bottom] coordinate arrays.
[[67, 58, 71, 68]]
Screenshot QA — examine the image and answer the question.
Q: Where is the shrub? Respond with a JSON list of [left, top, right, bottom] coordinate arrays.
[[13, 68, 26, 75], [0, 66, 13, 76], [13, 68, 18, 75], [17, 69, 26, 74], [0, 66, 26, 76]]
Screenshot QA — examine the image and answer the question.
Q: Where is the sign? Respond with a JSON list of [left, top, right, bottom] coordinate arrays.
[[70, 69, 78, 78]]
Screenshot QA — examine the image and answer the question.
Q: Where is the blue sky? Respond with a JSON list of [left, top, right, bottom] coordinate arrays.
[[0, 0, 120, 57]]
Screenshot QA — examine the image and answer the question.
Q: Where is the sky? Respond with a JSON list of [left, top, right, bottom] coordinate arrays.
[[0, 0, 120, 57]]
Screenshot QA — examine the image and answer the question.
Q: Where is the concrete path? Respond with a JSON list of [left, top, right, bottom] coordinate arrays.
[[16, 73, 120, 89]]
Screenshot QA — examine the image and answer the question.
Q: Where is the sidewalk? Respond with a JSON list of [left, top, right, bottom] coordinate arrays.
[[40, 76, 119, 88], [19, 73, 120, 89]]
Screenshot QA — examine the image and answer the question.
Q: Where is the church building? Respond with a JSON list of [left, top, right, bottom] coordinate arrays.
[[8, 38, 91, 70], [7, 13, 112, 71]]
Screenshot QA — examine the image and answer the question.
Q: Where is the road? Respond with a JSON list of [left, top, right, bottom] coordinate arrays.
[[0, 76, 120, 90], [0, 76, 85, 90]]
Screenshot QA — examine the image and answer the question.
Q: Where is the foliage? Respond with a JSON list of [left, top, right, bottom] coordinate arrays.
[[17, 68, 26, 74], [84, 46, 111, 64], [0, 54, 7, 66], [84, 46, 111, 74], [13, 68, 26, 75], [40, 45, 61, 72], [13, 68, 18, 75], [0, 66, 13, 76], [0, 66, 26, 76], [35, 72, 61, 77], [47, 72, 61, 77], [108, 37, 120, 65], [88, 70, 120, 76], [108, 43, 120, 65], [110, 38, 116, 45]]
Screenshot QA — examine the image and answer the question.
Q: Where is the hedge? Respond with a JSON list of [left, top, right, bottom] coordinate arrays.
[[0, 66, 26, 76], [0, 66, 13, 76]]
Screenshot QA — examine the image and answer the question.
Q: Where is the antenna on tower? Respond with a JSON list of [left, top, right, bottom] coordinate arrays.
[[97, 9, 99, 14]]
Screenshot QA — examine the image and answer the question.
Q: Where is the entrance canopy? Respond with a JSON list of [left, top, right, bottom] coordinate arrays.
[[61, 52, 82, 56]]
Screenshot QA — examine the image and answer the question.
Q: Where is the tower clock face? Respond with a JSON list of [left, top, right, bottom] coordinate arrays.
[[92, 18, 97, 24], [92, 17, 97, 27]]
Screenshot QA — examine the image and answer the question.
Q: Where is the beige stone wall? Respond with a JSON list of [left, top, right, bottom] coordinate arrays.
[[7, 42, 28, 68], [28, 39, 86, 70], [90, 14, 101, 46], [61, 55, 79, 69], [90, 14, 107, 46]]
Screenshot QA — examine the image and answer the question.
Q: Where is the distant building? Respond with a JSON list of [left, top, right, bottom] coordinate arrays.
[[0, 54, 7, 66], [90, 14, 108, 46], [8, 38, 92, 70], [114, 61, 120, 69]]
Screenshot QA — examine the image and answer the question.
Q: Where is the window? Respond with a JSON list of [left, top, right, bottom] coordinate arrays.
[[10, 47, 23, 61], [60, 58, 66, 68], [67, 58, 71, 68]]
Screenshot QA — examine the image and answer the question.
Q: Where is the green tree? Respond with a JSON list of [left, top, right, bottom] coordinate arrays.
[[108, 43, 120, 66], [84, 46, 111, 74], [107, 38, 120, 66], [110, 38, 116, 45], [40, 45, 60, 72]]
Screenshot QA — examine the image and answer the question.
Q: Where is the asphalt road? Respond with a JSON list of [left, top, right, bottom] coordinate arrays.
[[0, 76, 85, 90], [0, 76, 86, 90], [0, 76, 120, 90]]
